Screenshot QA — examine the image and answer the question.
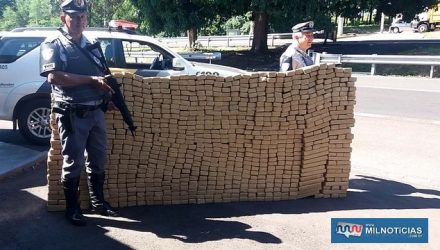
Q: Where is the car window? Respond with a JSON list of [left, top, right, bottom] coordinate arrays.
[[0, 37, 44, 63], [99, 39, 115, 67], [121, 40, 174, 70]]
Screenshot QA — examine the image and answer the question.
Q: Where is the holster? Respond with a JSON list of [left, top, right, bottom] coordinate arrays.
[[100, 100, 109, 113], [52, 102, 74, 134], [53, 101, 108, 134]]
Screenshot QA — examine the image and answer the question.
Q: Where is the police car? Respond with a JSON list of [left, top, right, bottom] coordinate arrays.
[[0, 26, 245, 145]]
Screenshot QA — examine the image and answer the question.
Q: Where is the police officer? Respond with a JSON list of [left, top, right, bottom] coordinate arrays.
[[279, 21, 316, 71], [40, 0, 118, 226]]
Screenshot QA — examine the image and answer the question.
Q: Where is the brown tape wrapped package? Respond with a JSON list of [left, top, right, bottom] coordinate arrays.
[[47, 64, 356, 211]]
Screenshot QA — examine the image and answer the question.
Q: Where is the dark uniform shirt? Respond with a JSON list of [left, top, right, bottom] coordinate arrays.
[[279, 44, 314, 71], [40, 30, 106, 104]]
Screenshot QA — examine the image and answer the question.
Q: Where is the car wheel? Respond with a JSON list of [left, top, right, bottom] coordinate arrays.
[[18, 99, 51, 145], [418, 24, 428, 33], [393, 27, 399, 33]]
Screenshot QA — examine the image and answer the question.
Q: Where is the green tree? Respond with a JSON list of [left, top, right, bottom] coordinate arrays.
[[88, 0, 121, 27], [0, 0, 15, 17], [130, 0, 222, 48], [112, 0, 139, 22], [0, 6, 20, 30], [28, 0, 58, 26], [0, 0, 29, 30], [222, 15, 250, 34], [375, 0, 438, 21], [0, 0, 61, 30], [218, 0, 337, 53]]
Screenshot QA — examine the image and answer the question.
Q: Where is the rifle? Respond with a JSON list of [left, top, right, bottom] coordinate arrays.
[[104, 74, 137, 136], [86, 42, 137, 137]]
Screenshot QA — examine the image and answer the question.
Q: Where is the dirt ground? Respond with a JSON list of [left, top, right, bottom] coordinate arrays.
[[215, 46, 287, 72]]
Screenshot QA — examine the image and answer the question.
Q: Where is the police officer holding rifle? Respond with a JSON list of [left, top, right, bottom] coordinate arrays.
[[40, 0, 120, 226]]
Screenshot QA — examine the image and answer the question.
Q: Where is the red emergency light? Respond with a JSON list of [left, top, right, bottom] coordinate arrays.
[[109, 20, 139, 30]]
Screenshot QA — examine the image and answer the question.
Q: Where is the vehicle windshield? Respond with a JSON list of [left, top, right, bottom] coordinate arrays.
[[120, 39, 175, 70], [0, 37, 45, 63]]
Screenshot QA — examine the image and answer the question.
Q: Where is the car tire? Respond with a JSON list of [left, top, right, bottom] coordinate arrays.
[[18, 99, 51, 145], [392, 27, 399, 33], [418, 24, 428, 33]]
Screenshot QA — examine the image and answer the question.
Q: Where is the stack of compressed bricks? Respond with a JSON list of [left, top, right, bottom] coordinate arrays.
[[46, 64, 356, 211]]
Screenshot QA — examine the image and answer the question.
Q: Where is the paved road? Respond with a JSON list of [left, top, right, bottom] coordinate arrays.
[[353, 75, 440, 190], [0, 120, 47, 177], [355, 75, 440, 121], [0, 75, 439, 249]]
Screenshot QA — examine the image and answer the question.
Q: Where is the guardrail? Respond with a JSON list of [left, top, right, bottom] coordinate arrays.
[[312, 52, 440, 78], [125, 51, 221, 64], [158, 31, 331, 48], [159, 33, 293, 48]]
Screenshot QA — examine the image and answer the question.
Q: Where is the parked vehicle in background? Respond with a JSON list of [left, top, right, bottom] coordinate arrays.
[[389, 20, 412, 33], [0, 23, 245, 145], [411, 3, 440, 32]]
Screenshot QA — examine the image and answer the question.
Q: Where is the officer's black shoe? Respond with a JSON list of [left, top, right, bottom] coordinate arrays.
[[62, 177, 87, 226], [65, 207, 87, 226], [87, 172, 120, 217], [91, 202, 119, 217]]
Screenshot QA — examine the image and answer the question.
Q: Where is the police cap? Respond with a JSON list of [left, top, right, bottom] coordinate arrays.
[[291, 21, 316, 33], [61, 0, 87, 13]]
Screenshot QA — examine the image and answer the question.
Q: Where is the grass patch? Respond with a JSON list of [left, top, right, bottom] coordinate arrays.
[[343, 25, 389, 34]]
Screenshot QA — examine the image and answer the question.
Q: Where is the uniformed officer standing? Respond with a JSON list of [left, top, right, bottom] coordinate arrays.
[[40, 0, 118, 226], [279, 21, 316, 71]]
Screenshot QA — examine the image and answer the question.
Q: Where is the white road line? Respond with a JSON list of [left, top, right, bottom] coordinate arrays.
[[356, 86, 440, 93], [354, 112, 440, 125]]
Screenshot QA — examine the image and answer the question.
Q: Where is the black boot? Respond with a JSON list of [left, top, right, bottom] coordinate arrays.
[[62, 178, 87, 226], [87, 173, 119, 217]]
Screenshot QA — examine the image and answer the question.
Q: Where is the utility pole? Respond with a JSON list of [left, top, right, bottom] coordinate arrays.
[[337, 16, 344, 37], [380, 12, 385, 33]]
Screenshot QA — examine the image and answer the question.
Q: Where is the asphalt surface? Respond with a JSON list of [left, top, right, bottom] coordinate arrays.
[[0, 121, 47, 179], [0, 140, 439, 250], [0, 75, 439, 249]]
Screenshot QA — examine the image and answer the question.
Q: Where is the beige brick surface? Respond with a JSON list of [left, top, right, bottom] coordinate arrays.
[[47, 64, 355, 211]]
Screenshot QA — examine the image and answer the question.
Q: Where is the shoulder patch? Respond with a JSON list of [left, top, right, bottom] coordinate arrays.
[[42, 48, 54, 60], [42, 63, 55, 71]]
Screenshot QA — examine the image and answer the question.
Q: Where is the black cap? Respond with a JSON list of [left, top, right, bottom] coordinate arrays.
[[61, 0, 87, 13], [291, 21, 316, 33]]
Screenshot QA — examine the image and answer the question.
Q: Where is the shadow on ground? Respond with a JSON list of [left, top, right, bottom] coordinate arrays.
[[0, 128, 48, 151], [0, 166, 439, 249]]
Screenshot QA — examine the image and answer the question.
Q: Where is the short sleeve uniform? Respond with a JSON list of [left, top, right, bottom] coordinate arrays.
[[279, 44, 314, 71]]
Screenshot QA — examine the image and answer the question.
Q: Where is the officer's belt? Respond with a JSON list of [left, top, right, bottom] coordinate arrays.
[[54, 101, 103, 112]]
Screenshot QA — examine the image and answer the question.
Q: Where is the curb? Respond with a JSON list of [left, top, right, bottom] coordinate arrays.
[[0, 150, 48, 180]]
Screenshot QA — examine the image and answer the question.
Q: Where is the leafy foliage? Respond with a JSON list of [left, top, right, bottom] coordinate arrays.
[[1, 0, 438, 52], [0, 0, 15, 16], [222, 14, 253, 35]]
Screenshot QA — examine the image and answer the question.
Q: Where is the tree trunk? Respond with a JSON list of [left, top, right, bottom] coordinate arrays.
[[187, 28, 198, 49], [251, 11, 268, 54]]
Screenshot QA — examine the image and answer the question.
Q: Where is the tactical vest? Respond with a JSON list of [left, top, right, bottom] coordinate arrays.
[[288, 48, 313, 70], [51, 35, 106, 104]]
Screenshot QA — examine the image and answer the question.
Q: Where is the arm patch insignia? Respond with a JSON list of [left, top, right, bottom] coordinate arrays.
[[42, 63, 55, 71]]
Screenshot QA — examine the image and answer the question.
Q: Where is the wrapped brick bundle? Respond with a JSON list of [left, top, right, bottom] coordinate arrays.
[[47, 64, 356, 211]]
